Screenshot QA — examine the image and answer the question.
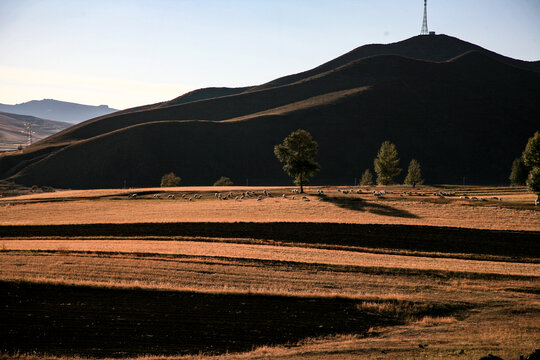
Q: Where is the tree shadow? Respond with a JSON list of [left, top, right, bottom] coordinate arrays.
[[318, 195, 419, 219]]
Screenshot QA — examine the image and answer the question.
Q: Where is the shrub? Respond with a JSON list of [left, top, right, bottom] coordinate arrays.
[[213, 176, 233, 186], [360, 169, 374, 186], [160, 172, 181, 187]]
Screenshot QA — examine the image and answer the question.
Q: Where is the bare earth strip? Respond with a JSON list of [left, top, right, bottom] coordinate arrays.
[[2, 240, 539, 277]]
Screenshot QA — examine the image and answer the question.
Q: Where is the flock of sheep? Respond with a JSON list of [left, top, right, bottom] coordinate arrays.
[[127, 188, 504, 203]]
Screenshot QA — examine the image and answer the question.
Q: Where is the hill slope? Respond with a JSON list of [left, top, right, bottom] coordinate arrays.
[[1, 35, 539, 188], [0, 99, 118, 124], [0, 112, 72, 151]]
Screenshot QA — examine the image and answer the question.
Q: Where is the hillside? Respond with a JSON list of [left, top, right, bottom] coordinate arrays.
[[0, 112, 72, 151], [1, 35, 539, 188], [0, 99, 118, 124]]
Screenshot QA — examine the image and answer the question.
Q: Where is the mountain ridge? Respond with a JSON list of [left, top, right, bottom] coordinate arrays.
[[0, 99, 118, 124]]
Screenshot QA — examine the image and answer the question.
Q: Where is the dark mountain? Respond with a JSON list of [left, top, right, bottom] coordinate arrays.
[[248, 34, 540, 92], [0, 112, 72, 151], [0, 99, 118, 124], [0, 35, 538, 188]]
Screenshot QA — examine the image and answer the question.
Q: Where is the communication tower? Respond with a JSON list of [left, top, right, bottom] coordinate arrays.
[[24, 122, 33, 146], [421, 0, 429, 35]]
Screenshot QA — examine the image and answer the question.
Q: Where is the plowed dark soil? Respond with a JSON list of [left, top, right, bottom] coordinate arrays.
[[0, 281, 403, 357]]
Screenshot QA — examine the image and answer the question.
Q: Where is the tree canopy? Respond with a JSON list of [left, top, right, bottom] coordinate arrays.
[[523, 131, 540, 168], [526, 167, 540, 195], [374, 141, 401, 185], [274, 129, 320, 193]]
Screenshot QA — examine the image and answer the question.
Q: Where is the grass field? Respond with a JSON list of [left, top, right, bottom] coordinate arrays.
[[1, 185, 539, 359], [0, 185, 538, 230]]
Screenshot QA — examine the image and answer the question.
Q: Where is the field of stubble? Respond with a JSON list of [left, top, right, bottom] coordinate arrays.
[[0, 185, 538, 360]]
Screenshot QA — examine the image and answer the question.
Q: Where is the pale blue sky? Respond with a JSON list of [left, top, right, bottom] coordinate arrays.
[[1, 0, 539, 109]]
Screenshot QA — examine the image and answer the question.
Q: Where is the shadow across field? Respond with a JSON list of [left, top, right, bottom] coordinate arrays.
[[0, 281, 463, 358], [1, 223, 538, 258], [319, 195, 418, 218]]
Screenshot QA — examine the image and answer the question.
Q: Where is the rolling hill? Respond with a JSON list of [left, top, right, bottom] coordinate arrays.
[[1, 34, 539, 188], [0, 112, 72, 151], [0, 99, 118, 124]]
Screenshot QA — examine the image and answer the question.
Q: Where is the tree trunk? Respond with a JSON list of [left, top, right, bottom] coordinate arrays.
[[300, 173, 304, 194]]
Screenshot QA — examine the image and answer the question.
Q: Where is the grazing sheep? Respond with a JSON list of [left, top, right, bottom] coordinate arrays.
[[535, 195, 539, 206], [291, 196, 295, 200], [257, 195, 262, 201]]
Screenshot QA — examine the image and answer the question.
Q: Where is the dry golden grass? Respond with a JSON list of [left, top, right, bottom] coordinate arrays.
[[0, 185, 538, 230], [2, 240, 538, 277]]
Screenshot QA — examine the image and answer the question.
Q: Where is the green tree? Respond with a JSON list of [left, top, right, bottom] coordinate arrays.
[[522, 131, 540, 168], [374, 141, 401, 185], [509, 157, 530, 186], [274, 129, 320, 193], [404, 159, 423, 188], [360, 169, 374, 186], [160, 172, 181, 187], [213, 176, 234, 186]]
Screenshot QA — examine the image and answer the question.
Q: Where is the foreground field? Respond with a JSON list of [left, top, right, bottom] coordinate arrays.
[[1, 185, 539, 359], [1, 234, 539, 359], [0, 185, 538, 231]]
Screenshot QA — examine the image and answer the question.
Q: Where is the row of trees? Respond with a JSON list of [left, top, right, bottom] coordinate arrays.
[[509, 131, 540, 197], [274, 130, 422, 192], [159, 129, 539, 201]]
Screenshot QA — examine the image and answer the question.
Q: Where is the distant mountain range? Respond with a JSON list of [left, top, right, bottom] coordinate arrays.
[[1, 34, 539, 188], [0, 112, 71, 151], [0, 99, 118, 124]]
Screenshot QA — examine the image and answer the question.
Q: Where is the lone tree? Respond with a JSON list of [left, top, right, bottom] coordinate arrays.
[[274, 129, 320, 193], [160, 172, 181, 187], [360, 169, 374, 186], [213, 176, 234, 186], [404, 159, 423, 188], [509, 157, 530, 186], [374, 141, 401, 185]]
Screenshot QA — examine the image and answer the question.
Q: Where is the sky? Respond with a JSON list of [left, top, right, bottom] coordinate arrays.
[[1, 0, 539, 110]]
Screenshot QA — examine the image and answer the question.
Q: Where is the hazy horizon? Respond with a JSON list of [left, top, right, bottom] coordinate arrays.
[[1, 0, 539, 110]]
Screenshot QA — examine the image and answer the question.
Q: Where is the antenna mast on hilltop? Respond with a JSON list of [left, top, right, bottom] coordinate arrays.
[[24, 122, 33, 146], [421, 0, 429, 35]]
